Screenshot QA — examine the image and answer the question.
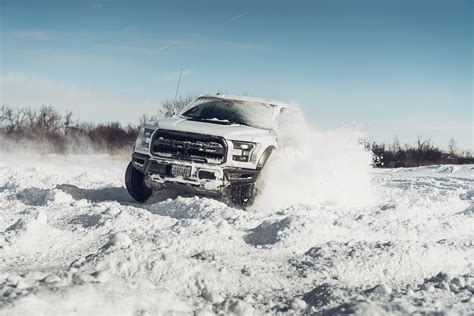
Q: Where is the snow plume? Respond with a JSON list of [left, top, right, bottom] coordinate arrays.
[[254, 111, 377, 210]]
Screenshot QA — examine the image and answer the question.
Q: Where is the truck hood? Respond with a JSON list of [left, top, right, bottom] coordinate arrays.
[[154, 116, 272, 141]]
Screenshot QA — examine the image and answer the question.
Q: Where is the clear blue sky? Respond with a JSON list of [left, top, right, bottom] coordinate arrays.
[[1, 0, 472, 150]]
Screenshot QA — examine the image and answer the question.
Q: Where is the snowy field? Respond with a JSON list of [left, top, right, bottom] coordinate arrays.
[[0, 152, 473, 315]]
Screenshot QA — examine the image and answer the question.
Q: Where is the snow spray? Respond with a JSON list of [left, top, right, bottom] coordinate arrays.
[[253, 108, 377, 210]]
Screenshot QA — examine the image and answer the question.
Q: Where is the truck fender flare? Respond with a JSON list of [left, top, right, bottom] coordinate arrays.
[[257, 146, 275, 170]]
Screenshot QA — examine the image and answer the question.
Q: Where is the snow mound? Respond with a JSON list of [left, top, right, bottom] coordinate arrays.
[[0, 153, 473, 315], [147, 196, 244, 220], [5, 209, 48, 232]]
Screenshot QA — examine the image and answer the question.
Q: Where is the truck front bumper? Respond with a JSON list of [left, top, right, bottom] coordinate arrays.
[[131, 152, 259, 195]]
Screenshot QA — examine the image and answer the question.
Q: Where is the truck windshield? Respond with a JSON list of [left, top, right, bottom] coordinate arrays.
[[180, 97, 274, 129]]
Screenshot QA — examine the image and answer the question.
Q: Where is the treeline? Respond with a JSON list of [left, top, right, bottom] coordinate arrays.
[[0, 105, 138, 153], [1, 104, 472, 167], [369, 138, 473, 168], [0, 97, 192, 154]]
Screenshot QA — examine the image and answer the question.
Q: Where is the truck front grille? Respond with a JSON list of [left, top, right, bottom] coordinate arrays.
[[150, 129, 227, 164]]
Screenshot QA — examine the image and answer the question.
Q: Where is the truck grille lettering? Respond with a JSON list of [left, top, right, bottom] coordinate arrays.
[[151, 129, 227, 164]]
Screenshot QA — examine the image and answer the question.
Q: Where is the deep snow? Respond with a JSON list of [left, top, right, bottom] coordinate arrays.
[[0, 152, 473, 315]]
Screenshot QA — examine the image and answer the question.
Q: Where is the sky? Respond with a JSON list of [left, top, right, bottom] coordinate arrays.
[[0, 0, 472, 150]]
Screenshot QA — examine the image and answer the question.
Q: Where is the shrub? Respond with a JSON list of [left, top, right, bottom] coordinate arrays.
[[370, 137, 474, 168], [0, 105, 139, 153]]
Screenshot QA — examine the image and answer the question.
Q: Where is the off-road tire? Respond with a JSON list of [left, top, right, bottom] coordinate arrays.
[[230, 183, 256, 208], [125, 161, 153, 203]]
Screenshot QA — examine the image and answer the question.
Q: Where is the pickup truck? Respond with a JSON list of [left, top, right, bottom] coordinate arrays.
[[125, 94, 298, 208]]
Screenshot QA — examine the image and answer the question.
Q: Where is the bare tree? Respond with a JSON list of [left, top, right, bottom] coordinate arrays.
[[463, 150, 473, 159], [447, 138, 457, 155], [64, 111, 73, 136], [390, 137, 401, 152], [15, 108, 28, 133], [0, 105, 14, 133], [0, 105, 8, 123], [36, 106, 62, 133], [416, 135, 429, 151], [138, 113, 160, 126], [138, 114, 148, 126], [25, 107, 37, 126], [160, 94, 196, 117]]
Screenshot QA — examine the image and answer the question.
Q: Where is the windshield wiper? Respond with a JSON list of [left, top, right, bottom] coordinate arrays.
[[184, 117, 233, 125], [182, 116, 254, 127], [228, 121, 252, 127]]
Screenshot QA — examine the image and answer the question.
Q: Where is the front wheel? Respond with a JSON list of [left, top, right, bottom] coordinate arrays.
[[125, 161, 152, 203], [228, 183, 256, 209]]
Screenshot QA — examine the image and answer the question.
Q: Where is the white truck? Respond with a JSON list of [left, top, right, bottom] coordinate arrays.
[[125, 94, 297, 208]]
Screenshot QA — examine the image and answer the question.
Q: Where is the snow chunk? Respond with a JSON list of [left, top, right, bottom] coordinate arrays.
[[107, 232, 132, 249], [370, 284, 392, 296], [202, 287, 224, 304], [450, 276, 465, 288], [289, 297, 307, 311], [303, 283, 352, 308], [6, 210, 48, 232], [220, 298, 255, 316], [14, 188, 51, 206], [244, 217, 292, 246]]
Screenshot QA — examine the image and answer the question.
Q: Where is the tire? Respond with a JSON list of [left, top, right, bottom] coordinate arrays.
[[229, 183, 256, 208], [125, 161, 153, 203]]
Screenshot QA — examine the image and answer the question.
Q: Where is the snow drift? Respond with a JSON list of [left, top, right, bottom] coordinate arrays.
[[0, 141, 473, 314]]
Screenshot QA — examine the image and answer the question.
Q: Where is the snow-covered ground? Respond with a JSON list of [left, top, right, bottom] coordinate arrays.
[[0, 153, 473, 315]]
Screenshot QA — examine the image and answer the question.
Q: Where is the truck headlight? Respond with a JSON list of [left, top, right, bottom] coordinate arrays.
[[135, 127, 154, 151], [232, 141, 255, 162]]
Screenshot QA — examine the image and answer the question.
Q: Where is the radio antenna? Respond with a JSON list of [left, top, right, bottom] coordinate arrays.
[[174, 68, 183, 101]]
